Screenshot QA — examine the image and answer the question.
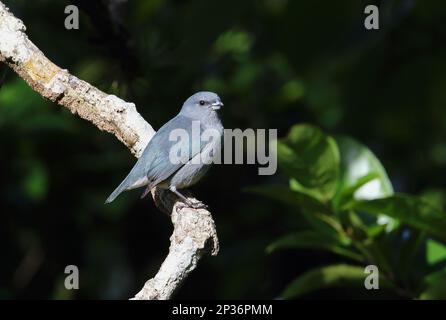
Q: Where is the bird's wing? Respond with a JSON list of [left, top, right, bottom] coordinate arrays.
[[142, 114, 205, 190], [105, 115, 204, 203]]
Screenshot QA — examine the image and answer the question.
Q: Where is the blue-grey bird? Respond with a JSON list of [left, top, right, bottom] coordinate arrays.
[[105, 91, 224, 208]]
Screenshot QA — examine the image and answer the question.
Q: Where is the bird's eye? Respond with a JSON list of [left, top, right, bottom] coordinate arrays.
[[199, 100, 205, 106]]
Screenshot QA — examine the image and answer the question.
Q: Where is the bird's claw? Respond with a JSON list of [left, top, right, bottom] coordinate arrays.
[[188, 200, 208, 210], [176, 200, 208, 211]]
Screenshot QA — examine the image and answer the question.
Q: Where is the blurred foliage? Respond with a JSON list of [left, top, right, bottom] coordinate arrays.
[[252, 124, 446, 299], [1, 0, 446, 299]]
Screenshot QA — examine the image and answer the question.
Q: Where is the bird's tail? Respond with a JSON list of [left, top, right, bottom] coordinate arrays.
[[105, 166, 149, 204], [105, 154, 151, 204], [105, 178, 129, 204]]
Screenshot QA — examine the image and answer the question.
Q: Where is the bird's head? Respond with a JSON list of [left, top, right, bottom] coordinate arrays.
[[180, 91, 224, 118]]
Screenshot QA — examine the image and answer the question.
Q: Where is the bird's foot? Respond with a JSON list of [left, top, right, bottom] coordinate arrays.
[[176, 199, 208, 211], [188, 200, 208, 210]]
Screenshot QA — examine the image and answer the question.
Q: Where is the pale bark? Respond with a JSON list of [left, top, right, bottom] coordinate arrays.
[[0, 2, 219, 300]]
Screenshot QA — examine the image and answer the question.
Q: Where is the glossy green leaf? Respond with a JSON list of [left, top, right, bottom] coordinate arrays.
[[247, 185, 342, 237], [277, 124, 340, 202], [354, 194, 446, 241], [246, 184, 330, 214], [333, 136, 393, 210], [333, 173, 379, 210], [267, 231, 363, 262]]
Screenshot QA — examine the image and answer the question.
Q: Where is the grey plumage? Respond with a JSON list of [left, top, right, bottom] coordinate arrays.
[[105, 91, 224, 206]]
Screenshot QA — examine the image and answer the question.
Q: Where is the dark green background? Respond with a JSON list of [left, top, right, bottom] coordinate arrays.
[[1, 0, 445, 299]]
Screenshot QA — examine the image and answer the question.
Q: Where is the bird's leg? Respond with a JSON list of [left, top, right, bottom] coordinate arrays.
[[169, 186, 189, 202], [169, 186, 208, 210]]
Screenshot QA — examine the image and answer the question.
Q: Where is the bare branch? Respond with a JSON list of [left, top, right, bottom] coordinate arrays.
[[0, 1, 219, 300], [132, 189, 219, 300]]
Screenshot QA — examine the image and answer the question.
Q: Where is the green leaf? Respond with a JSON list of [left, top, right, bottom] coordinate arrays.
[[267, 231, 363, 262], [354, 194, 446, 241], [246, 185, 342, 237], [420, 189, 446, 211], [333, 136, 395, 231], [366, 224, 387, 238], [426, 239, 446, 265], [277, 124, 340, 202], [334, 136, 393, 202], [360, 239, 394, 275], [280, 264, 382, 299], [397, 230, 425, 281], [247, 185, 330, 214], [333, 173, 380, 210]]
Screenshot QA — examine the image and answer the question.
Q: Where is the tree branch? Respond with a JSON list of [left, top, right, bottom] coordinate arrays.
[[0, 2, 219, 300]]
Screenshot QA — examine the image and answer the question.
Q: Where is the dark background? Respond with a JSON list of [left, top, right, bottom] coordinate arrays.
[[1, 0, 445, 299]]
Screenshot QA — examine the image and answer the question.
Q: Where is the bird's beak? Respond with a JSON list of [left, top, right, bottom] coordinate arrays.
[[211, 100, 224, 110]]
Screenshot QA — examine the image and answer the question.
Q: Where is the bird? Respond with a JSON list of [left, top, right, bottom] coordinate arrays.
[[105, 91, 224, 209]]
